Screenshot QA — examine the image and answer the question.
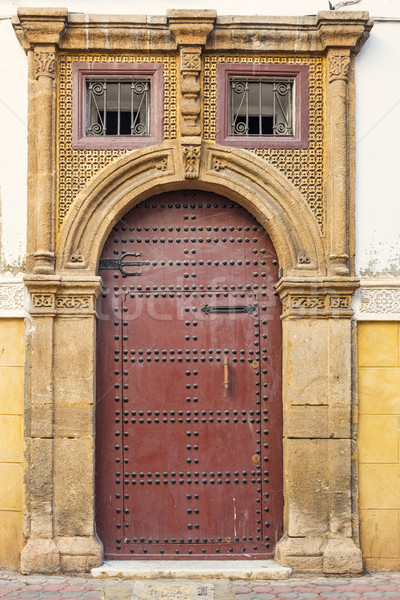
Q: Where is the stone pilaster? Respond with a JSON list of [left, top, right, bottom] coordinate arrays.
[[168, 10, 216, 176], [21, 276, 102, 574], [326, 49, 351, 277], [274, 277, 362, 573], [14, 9, 67, 274]]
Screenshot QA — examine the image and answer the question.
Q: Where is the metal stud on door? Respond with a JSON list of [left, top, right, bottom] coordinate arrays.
[[96, 191, 283, 559]]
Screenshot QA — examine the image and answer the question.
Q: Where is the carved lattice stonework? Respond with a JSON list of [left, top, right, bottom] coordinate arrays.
[[57, 53, 178, 231], [203, 55, 325, 232]]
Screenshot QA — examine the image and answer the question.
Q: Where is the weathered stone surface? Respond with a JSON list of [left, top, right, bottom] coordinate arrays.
[[54, 438, 94, 537], [283, 319, 329, 406], [54, 404, 94, 437], [284, 439, 330, 537], [284, 405, 329, 438]]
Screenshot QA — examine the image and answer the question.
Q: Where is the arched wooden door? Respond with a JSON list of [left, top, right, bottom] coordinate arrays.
[[95, 190, 283, 559]]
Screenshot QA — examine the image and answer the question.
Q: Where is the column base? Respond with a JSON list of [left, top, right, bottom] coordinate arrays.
[[20, 536, 103, 574], [275, 535, 363, 574], [56, 536, 103, 573], [21, 538, 60, 574], [323, 537, 363, 574]]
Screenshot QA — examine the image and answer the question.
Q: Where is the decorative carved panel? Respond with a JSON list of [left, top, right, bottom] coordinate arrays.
[[203, 55, 325, 232], [57, 53, 178, 231]]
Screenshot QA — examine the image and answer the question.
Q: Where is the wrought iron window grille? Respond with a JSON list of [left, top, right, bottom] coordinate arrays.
[[85, 78, 151, 137], [229, 77, 294, 137]]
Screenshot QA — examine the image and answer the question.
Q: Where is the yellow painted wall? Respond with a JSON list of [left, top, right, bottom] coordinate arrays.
[[358, 322, 400, 571], [0, 319, 24, 568]]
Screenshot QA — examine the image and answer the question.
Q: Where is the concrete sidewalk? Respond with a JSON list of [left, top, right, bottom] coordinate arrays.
[[2, 569, 400, 599]]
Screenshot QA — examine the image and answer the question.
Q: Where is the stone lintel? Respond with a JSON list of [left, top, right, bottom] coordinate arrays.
[[275, 277, 359, 319]]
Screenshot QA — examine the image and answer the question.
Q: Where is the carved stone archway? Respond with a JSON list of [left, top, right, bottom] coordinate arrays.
[[23, 141, 361, 574], [13, 6, 372, 575]]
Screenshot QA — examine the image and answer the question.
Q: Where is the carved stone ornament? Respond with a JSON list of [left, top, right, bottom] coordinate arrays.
[[155, 157, 168, 171], [182, 145, 201, 179], [69, 249, 84, 263], [181, 51, 202, 71], [298, 253, 311, 265], [32, 293, 54, 308], [211, 156, 224, 172], [281, 292, 353, 318], [34, 51, 56, 79], [180, 48, 202, 137], [0, 283, 24, 313], [328, 53, 350, 84], [360, 287, 400, 314], [56, 295, 91, 309]]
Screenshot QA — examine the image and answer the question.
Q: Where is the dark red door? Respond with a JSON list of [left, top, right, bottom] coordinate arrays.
[[96, 190, 282, 559]]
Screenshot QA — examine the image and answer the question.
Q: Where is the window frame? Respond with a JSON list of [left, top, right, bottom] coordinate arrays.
[[72, 62, 163, 150], [216, 63, 309, 149]]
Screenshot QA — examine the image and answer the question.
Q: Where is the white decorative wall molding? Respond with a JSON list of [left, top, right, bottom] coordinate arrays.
[[353, 278, 400, 321], [0, 274, 26, 317]]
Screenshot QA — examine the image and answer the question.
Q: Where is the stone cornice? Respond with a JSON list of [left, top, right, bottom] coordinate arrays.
[[12, 8, 68, 50], [13, 9, 372, 54]]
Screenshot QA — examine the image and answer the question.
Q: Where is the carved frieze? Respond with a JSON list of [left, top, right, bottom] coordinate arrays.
[[55, 295, 91, 310], [34, 51, 56, 79], [354, 280, 400, 320], [0, 281, 25, 316], [276, 278, 358, 319]]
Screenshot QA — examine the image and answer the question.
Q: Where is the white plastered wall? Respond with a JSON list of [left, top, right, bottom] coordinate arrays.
[[0, 0, 399, 275]]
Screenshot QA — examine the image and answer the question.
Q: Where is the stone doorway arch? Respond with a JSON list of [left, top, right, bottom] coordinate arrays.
[[23, 141, 361, 574]]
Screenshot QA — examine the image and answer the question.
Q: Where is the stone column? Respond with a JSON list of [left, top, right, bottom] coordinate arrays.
[[274, 278, 363, 573], [326, 49, 351, 277]]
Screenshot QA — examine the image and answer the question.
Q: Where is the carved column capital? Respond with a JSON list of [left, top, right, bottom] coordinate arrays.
[[34, 50, 56, 79], [275, 277, 359, 319], [328, 50, 351, 84]]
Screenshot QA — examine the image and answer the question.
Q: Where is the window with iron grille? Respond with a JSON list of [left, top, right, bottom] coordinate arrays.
[[86, 78, 151, 137], [72, 63, 163, 150], [217, 63, 308, 149], [230, 77, 294, 137]]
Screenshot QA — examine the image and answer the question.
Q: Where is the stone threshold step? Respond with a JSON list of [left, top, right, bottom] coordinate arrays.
[[91, 559, 291, 580]]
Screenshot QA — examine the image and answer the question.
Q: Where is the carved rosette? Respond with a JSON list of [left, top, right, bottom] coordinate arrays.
[[180, 48, 202, 137], [182, 145, 201, 179], [328, 52, 350, 84], [34, 51, 56, 79]]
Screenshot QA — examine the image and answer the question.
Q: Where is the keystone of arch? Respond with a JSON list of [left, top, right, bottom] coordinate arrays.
[[56, 140, 326, 278]]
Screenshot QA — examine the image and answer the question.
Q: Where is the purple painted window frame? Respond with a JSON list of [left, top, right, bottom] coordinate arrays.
[[216, 63, 309, 149], [72, 62, 164, 150]]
